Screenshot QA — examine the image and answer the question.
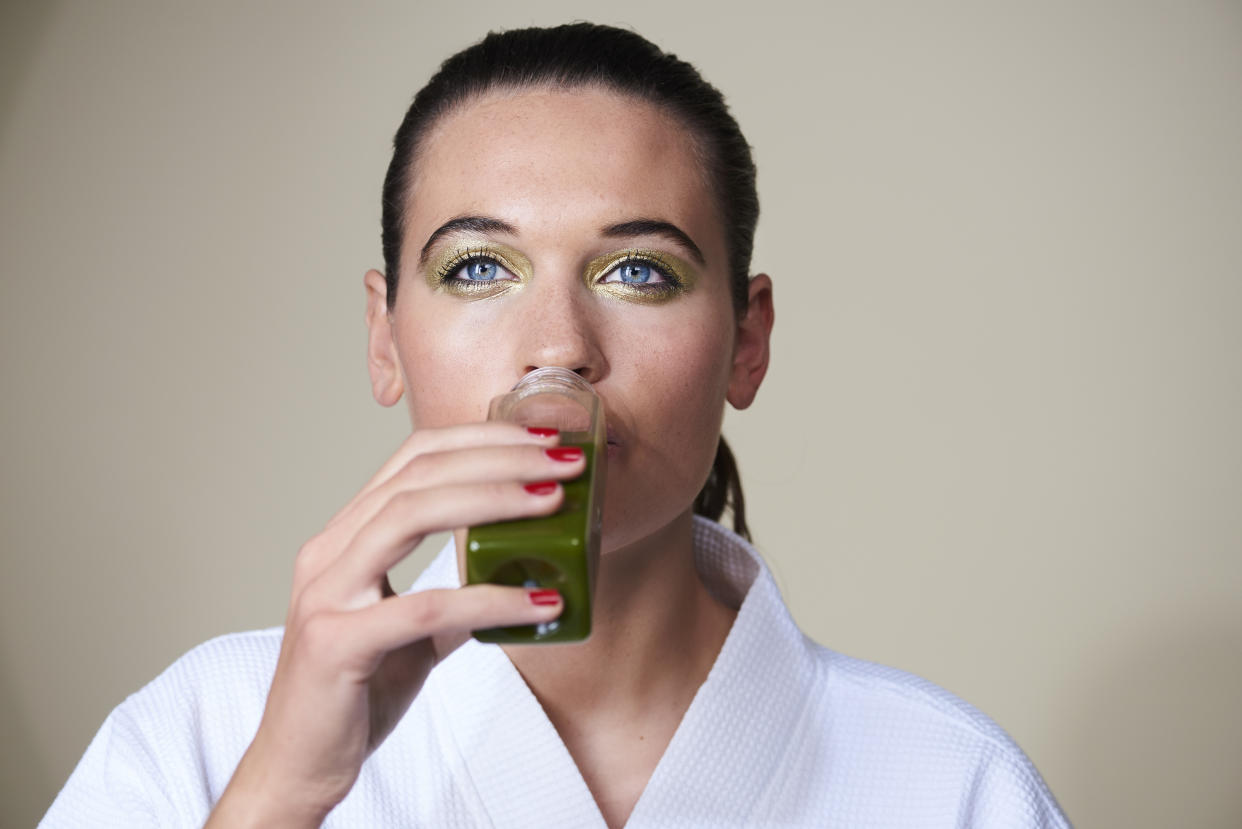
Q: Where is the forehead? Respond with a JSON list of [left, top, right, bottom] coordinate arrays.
[[406, 86, 720, 252]]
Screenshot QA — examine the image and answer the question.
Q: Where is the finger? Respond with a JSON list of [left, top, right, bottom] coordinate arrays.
[[398, 442, 587, 491], [296, 423, 561, 587], [357, 585, 563, 661], [326, 479, 567, 598], [330, 441, 584, 560], [303, 442, 584, 594], [324, 422, 560, 532]]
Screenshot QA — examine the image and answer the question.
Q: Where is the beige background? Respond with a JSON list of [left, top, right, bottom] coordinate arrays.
[[3, 1, 1241, 826]]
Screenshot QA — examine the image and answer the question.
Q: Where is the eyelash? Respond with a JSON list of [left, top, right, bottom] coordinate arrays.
[[434, 247, 510, 288], [435, 248, 682, 293], [600, 250, 682, 293]]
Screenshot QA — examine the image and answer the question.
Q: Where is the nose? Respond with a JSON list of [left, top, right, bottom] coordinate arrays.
[[517, 282, 608, 386]]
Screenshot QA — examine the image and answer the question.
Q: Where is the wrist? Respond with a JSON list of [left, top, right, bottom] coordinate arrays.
[[206, 742, 333, 829]]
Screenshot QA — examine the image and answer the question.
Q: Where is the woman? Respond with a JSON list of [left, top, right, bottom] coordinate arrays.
[[43, 23, 1068, 828]]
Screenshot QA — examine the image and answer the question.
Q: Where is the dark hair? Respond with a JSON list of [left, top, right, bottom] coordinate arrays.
[[380, 23, 757, 540]]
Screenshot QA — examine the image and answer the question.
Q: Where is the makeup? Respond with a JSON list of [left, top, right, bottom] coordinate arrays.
[[423, 237, 697, 305], [422, 240, 533, 299], [585, 248, 699, 305]]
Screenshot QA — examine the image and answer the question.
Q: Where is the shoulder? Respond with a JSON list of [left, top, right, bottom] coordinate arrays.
[[113, 626, 283, 754], [121, 626, 284, 772], [135, 626, 285, 705], [813, 644, 1017, 749], [41, 627, 284, 828], [787, 643, 1070, 827], [693, 521, 1070, 825]]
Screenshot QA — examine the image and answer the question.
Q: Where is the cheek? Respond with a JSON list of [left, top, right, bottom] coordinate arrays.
[[626, 320, 732, 477], [395, 309, 499, 428], [600, 330, 730, 550]]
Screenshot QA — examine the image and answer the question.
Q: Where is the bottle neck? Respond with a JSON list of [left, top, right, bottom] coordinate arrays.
[[511, 366, 595, 396]]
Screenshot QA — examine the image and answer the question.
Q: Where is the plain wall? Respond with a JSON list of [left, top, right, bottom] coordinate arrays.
[[3, 1, 1241, 826]]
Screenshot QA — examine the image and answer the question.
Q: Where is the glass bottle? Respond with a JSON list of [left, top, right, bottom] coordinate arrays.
[[466, 366, 606, 643]]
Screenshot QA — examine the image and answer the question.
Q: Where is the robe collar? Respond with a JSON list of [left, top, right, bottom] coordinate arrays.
[[408, 515, 816, 827]]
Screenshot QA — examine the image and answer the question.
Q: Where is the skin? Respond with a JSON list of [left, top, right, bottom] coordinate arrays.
[[208, 86, 774, 829]]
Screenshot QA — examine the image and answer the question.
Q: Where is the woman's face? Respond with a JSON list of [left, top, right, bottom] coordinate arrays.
[[365, 86, 771, 553]]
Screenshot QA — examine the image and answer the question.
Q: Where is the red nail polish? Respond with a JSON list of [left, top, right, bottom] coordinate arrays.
[[545, 447, 583, 462], [524, 481, 558, 496], [528, 588, 561, 606], [526, 427, 558, 438]]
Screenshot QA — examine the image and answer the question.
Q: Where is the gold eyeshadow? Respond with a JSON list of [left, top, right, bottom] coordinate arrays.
[[583, 248, 698, 305], [422, 240, 698, 305], [422, 240, 533, 298]]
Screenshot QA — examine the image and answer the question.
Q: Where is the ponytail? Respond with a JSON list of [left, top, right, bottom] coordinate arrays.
[[693, 436, 750, 542]]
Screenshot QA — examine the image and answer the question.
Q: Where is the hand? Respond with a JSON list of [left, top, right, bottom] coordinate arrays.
[[206, 422, 583, 827]]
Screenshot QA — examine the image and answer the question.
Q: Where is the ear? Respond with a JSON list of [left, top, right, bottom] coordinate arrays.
[[726, 274, 774, 410], [364, 269, 405, 407]]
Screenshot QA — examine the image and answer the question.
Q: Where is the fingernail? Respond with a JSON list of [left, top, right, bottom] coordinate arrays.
[[523, 481, 558, 496], [526, 427, 558, 438], [545, 447, 583, 462], [528, 588, 561, 606]]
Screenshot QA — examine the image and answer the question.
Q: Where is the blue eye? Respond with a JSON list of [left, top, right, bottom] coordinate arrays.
[[442, 255, 516, 285], [619, 263, 651, 283], [464, 259, 500, 280], [601, 259, 670, 286]]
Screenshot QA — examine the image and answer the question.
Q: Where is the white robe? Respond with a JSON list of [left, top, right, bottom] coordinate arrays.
[[41, 516, 1070, 827]]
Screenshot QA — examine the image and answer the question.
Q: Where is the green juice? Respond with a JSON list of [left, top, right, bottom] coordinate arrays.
[[467, 435, 604, 644]]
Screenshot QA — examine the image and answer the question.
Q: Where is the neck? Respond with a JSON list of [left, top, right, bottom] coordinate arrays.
[[501, 510, 736, 719]]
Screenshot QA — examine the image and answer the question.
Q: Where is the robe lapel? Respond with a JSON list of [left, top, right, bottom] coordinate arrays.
[[624, 519, 816, 826], [411, 519, 813, 828]]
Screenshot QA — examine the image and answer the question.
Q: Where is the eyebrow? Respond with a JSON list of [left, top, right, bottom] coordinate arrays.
[[600, 219, 706, 266], [419, 216, 517, 267], [417, 215, 706, 267]]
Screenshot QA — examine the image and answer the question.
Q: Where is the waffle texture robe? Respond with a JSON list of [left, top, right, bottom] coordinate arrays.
[[42, 516, 1070, 827]]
